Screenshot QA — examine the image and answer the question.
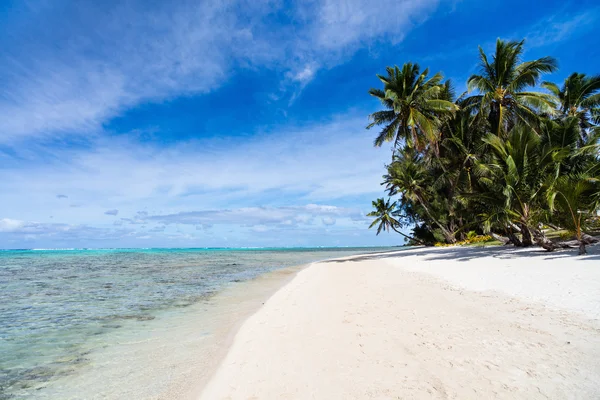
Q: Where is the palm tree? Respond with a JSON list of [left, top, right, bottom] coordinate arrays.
[[467, 39, 558, 136], [383, 152, 457, 243], [478, 125, 562, 246], [367, 198, 423, 244], [542, 73, 600, 140], [367, 63, 458, 150], [547, 174, 599, 254]]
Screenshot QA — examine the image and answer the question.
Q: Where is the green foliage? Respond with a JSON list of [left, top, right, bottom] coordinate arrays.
[[367, 198, 423, 244], [467, 39, 558, 136], [367, 63, 458, 149], [366, 38, 600, 249], [434, 235, 493, 247]]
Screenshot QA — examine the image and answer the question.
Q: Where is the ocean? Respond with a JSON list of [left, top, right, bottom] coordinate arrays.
[[0, 247, 390, 399]]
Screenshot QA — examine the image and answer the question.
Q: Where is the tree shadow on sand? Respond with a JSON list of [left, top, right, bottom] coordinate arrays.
[[322, 243, 600, 264]]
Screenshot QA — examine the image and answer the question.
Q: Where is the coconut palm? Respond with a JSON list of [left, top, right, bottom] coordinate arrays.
[[367, 198, 423, 244], [383, 152, 457, 243], [367, 63, 458, 149], [467, 39, 558, 136], [367, 39, 600, 251], [542, 73, 600, 139], [547, 174, 599, 254], [478, 125, 562, 245]]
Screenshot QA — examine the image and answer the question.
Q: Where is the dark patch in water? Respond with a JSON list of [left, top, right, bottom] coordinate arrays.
[[96, 314, 155, 322], [0, 351, 90, 399]]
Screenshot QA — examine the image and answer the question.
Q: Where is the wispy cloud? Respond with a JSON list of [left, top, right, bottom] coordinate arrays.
[[144, 204, 364, 227], [285, 62, 320, 105], [0, 218, 135, 244], [0, 0, 453, 248], [0, 113, 397, 247], [311, 0, 439, 50], [1, 114, 390, 211], [0, 0, 445, 142], [524, 9, 599, 48]]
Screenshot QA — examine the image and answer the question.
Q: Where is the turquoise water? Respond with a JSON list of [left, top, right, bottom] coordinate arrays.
[[0, 247, 390, 399]]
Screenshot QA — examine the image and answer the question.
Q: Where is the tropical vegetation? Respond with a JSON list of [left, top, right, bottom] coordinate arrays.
[[367, 39, 600, 254]]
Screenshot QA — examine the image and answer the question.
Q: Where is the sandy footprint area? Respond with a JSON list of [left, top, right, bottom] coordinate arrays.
[[199, 246, 600, 399]]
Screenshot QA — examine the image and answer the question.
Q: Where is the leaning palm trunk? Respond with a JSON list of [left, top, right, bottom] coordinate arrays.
[[578, 241, 587, 255], [501, 224, 523, 246], [519, 223, 534, 247], [390, 225, 425, 245], [531, 229, 597, 253], [416, 195, 456, 244], [577, 233, 600, 255], [506, 232, 523, 247], [490, 232, 511, 245], [532, 229, 559, 251]]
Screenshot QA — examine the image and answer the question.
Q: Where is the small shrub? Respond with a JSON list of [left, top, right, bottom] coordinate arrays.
[[434, 235, 493, 247], [559, 231, 574, 241]]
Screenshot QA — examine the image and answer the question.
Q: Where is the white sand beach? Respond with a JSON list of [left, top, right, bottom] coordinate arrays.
[[199, 245, 600, 399]]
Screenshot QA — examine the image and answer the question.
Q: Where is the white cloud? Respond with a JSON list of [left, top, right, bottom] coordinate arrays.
[[292, 64, 318, 84], [312, 0, 439, 50], [0, 1, 438, 248], [0, 113, 400, 247], [322, 216, 336, 226], [0, 218, 26, 232], [145, 205, 360, 227], [0, 0, 445, 142], [0, 114, 390, 222], [0, 0, 278, 142], [284, 62, 320, 104], [524, 10, 599, 48], [0, 219, 132, 238]]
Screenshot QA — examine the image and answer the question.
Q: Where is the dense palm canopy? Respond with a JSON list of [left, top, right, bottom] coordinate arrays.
[[367, 63, 458, 149], [466, 39, 558, 136], [367, 39, 600, 251], [542, 73, 600, 138]]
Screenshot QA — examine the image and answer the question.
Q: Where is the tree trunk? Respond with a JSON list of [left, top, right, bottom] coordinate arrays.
[[508, 222, 522, 232], [532, 230, 597, 253], [391, 225, 424, 246], [581, 233, 599, 244], [415, 194, 456, 244], [532, 229, 557, 252], [457, 217, 467, 241], [506, 231, 523, 247], [490, 232, 510, 245], [576, 233, 598, 255], [578, 241, 587, 255], [520, 223, 534, 247]]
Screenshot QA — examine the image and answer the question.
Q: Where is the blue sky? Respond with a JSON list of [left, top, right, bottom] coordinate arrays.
[[0, 0, 598, 248]]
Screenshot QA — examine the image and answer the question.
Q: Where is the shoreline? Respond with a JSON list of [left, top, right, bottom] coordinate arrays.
[[185, 251, 401, 399], [3, 248, 388, 400], [33, 262, 312, 400], [180, 263, 308, 400], [199, 245, 600, 399]]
